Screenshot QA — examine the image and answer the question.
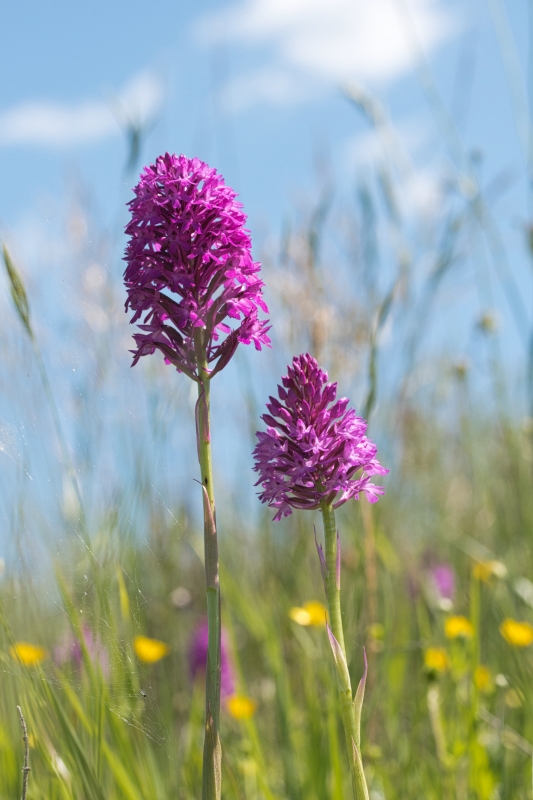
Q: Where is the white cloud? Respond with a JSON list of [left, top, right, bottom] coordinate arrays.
[[345, 129, 387, 169], [345, 116, 443, 218], [109, 71, 165, 130], [404, 170, 442, 215], [0, 101, 116, 146], [345, 112, 434, 170], [198, 0, 458, 109], [0, 70, 164, 147], [221, 67, 312, 112]]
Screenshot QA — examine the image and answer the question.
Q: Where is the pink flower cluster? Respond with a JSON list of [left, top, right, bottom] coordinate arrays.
[[253, 354, 387, 520], [124, 153, 270, 380]]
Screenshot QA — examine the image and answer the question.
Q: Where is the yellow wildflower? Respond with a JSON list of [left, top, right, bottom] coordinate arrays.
[[133, 635, 170, 663], [445, 615, 474, 639], [226, 695, 257, 720], [424, 648, 449, 673], [474, 665, 492, 692], [499, 619, 533, 648], [289, 600, 327, 627], [302, 600, 327, 626], [9, 642, 48, 666], [289, 607, 311, 625], [473, 560, 507, 582]]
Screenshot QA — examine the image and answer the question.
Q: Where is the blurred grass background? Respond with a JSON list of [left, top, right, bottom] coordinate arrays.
[[3, 20, 533, 798], [2, 421, 533, 800]]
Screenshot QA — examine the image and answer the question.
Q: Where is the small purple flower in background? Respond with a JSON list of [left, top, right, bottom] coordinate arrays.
[[123, 152, 271, 380], [429, 563, 455, 611], [431, 564, 455, 600], [54, 624, 109, 678], [189, 620, 235, 699], [253, 353, 388, 520]]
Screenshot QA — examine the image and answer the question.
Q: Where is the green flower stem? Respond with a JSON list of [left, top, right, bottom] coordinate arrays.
[[321, 500, 369, 800], [196, 353, 222, 800]]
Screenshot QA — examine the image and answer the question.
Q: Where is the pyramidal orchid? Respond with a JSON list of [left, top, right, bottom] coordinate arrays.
[[124, 152, 270, 380], [124, 153, 270, 800], [253, 354, 387, 800]]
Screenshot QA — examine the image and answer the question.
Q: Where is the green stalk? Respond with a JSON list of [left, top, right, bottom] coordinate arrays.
[[321, 500, 369, 800], [196, 338, 221, 800]]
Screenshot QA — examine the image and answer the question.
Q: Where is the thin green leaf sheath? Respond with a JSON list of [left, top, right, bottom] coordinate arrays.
[[322, 500, 369, 800]]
